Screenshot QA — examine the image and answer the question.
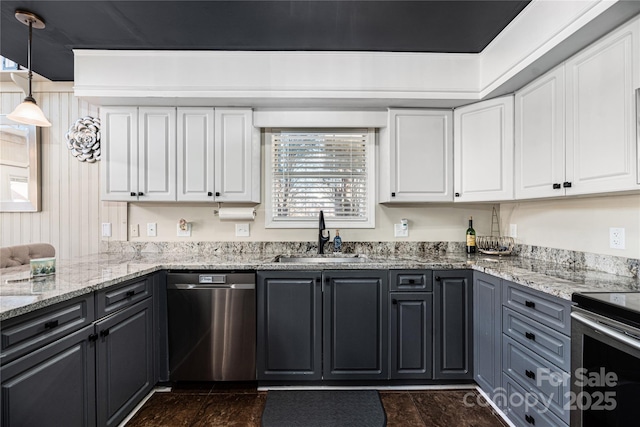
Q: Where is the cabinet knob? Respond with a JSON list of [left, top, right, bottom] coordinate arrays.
[[525, 332, 536, 341], [525, 414, 535, 425], [525, 369, 536, 380], [130, 192, 136, 197], [552, 183, 561, 189], [138, 192, 144, 196], [207, 191, 213, 197], [563, 181, 572, 188], [100, 329, 110, 337], [525, 300, 535, 309], [408, 279, 415, 284], [215, 192, 221, 197], [454, 193, 460, 197], [391, 192, 396, 197], [44, 320, 59, 329], [125, 290, 135, 298], [435, 276, 441, 281], [392, 299, 397, 305], [88, 333, 99, 342]]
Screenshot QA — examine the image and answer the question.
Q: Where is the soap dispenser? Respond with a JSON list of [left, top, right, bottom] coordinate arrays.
[[333, 230, 342, 253]]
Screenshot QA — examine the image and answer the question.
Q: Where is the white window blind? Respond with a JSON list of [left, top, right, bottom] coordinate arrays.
[[267, 129, 374, 228]]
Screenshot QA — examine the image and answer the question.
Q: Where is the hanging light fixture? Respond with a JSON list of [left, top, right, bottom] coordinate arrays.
[[7, 10, 51, 127]]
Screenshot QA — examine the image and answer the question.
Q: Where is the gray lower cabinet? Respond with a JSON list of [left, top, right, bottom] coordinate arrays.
[[0, 274, 159, 427], [433, 270, 473, 380], [96, 296, 155, 427], [473, 272, 502, 397], [257, 270, 387, 381], [389, 270, 433, 379], [323, 270, 388, 380], [0, 324, 97, 427], [257, 271, 322, 381], [501, 280, 571, 427]]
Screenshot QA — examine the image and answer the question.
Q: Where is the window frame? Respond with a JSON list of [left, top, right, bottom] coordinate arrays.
[[264, 127, 376, 229]]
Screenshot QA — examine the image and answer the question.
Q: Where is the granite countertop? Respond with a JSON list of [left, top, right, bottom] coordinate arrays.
[[1, 251, 638, 321]]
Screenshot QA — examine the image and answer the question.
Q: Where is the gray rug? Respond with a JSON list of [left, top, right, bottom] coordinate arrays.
[[261, 390, 386, 427]]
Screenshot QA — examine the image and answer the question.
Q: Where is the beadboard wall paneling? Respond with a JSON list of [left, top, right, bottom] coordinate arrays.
[[0, 87, 126, 259]]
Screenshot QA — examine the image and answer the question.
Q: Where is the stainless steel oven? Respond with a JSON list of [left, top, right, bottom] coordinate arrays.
[[571, 292, 640, 427]]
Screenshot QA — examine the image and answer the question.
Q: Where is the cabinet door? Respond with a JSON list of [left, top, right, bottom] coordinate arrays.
[[137, 107, 176, 201], [473, 272, 502, 396], [214, 108, 260, 202], [389, 292, 433, 379], [1, 325, 96, 427], [323, 270, 388, 380], [177, 108, 215, 201], [257, 271, 322, 381], [381, 109, 453, 202], [96, 297, 154, 427], [454, 96, 514, 202], [433, 270, 473, 380], [101, 107, 139, 201], [515, 65, 566, 199], [565, 18, 640, 195]]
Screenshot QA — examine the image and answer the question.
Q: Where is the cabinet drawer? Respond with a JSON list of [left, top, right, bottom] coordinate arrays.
[[503, 373, 567, 427], [0, 294, 94, 364], [96, 277, 151, 318], [390, 270, 432, 291], [503, 335, 569, 424], [503, 281, 571, 334], [503, 307, 571, 371]]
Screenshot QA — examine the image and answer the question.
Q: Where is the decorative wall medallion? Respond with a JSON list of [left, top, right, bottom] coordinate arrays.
[[65, 116, 101, 162]]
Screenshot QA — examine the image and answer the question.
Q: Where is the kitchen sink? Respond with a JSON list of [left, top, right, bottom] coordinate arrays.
[[274, 254, 369, 263]]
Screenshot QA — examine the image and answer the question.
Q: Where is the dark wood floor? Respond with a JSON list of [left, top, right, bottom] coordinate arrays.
[[125, 383, 508, 426]]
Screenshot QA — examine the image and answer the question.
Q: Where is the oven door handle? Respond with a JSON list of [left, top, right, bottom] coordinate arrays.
[[571, 311, 640, 351]]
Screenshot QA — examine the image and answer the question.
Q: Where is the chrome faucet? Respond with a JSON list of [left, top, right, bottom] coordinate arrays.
[[318, 210, 330, 254]]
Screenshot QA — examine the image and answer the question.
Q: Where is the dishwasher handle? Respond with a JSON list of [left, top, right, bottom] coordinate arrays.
[[169, 283, 255, 290]]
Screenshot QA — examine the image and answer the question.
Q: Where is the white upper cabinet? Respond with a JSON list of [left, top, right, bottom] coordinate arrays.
[[177, 108, 215, 201], [515, 65, 566, 199], [379, 109, 453, 202], [454, 96, 514, 202], [565, 17, 639, 195], [101, 107, 176, 202], [137, 108, 177, 201], [214, 109, 261, 203], [515, 17, 640, 200], [101, 107, 138, 201]]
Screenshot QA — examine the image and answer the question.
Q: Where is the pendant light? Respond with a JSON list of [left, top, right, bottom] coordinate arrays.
[[7, 10, 51, 127]]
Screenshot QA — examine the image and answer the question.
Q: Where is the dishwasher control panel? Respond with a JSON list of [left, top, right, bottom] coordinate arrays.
[[199, 274, 226, 284]]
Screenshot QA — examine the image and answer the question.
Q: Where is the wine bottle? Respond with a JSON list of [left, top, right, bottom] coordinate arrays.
[[466, 216, 476, 254]]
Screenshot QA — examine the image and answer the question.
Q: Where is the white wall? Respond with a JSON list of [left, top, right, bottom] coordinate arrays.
[[500, 194, 640, 258], [0, 84, 124, 259]]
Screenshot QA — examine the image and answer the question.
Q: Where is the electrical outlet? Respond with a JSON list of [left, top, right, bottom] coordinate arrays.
[[509, 224, 517, 238], [130, 224, 139, 238], [235, 223, 250, 237], [394, 223, 408, 238], [610, 227, 625, 249], [177, 223, 191, 237], [147, 222, 157, 237], [101, 223, 112, 237]]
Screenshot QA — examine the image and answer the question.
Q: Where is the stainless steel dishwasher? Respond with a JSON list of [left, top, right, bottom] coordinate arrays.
[[167, 271, 256, 381]]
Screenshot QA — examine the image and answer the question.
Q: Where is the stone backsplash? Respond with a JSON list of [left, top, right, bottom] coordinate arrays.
[[101, 240, 638, 278]]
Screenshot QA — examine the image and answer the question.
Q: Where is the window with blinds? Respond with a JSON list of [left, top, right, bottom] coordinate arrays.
[[266, 129, 375, 228]]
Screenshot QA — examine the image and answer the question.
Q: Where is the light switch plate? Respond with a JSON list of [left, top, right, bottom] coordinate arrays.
[[101, 223, 112, 237], [394, 223, 408, 238], [130, 224, 139, 237], [235, 223, 250, 237]]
